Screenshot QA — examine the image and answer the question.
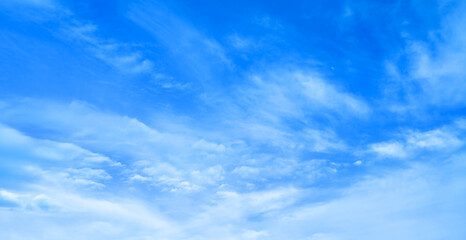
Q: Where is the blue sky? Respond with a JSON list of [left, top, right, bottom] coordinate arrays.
[[1, 0, 466, 239]]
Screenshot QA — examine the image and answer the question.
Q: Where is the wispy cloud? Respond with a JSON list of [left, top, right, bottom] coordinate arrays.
[[127, 1, 231, 86], [386, 1, 466, 111], [0, 187, 177, 239], [368, 121, 464, 159], [61, 21, 156, 75], [369, 141, 407, 158], [240, 70, 370, 120], [216, 68, 367, 156], [0, 1, 177, 88], [0, 123, 115, 165]]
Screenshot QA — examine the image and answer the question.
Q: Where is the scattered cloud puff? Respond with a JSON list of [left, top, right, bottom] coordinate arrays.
[[369, 141, 407, 159], [232, 158, 336, 185], [353, 160, 362, 166], [134, 162, 225, 192]]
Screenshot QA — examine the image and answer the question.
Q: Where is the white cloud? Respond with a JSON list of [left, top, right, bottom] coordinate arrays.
[[62, 22, 156, 75], [135, 163, 225, 192], [0, 96, 354, 209], [0, 189, 57, 211], [129, 174, 151, 182], [128, 1, 231, 84], [239, 70, 369, 123], [0, 1, 166, 84], [368, 122, 464, 159], [0, 190, 20, 202], [406, 129, 462, 149], [191, 165, 225, 185], [387, 2, 466, 109], [0, 124, 116, 165], [241, 229, 269, 239], [232, 166, 261, 178], [0, 100, 185, 158], [302, 129, 347, 152], [0, 187, 177, 239], [192, 139, 226, 152], [295, 72, 370, 115], [66, 168, 112, 180], [369, 141, 407, 158], [198, 187, 300, 225]]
